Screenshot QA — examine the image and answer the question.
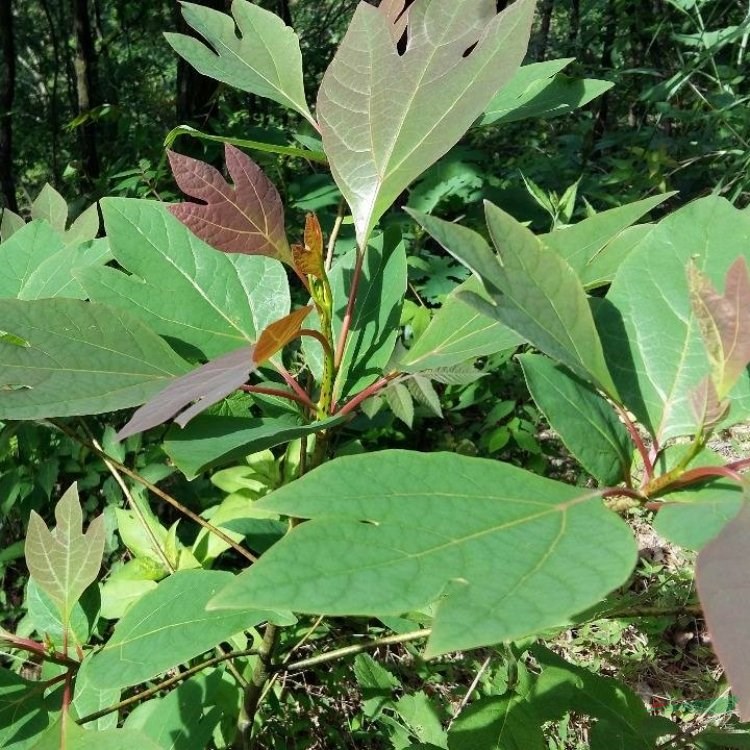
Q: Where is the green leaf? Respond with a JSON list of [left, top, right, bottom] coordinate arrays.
[[30, 184, 67, 233], [528, 644, 678, 748], [72, 657, 120, 731], [163, 414, 343, 479], [385, 382, 415, 427], [540, 194, 673, 288], [598, 196, 750, 442], [0, 221, 110, 300], [318, 0, 535, 245], [332, 229, 407, 400], [24, 484, 105, 625], [123, 671, 227, 750], [209, 450, 637, 657], [354, 653, 399, 719], [78, 198, 290, 359], [86, 569, 290, 689], [165, 0, 315, 126], [410, 206, 616, 395], [519, 354, 631, 486], [0, 298, 190, 420], [654, 480, 744, 551], [399, 277, 523, 373], [26, 578, 98, 651], [396, 691, 447, 748], [0, 207, 25, 241], [478, 58, 612, 126], [30, 719, 164, 750], [448, 694, 545, 750], [0, 670, 57, 750]]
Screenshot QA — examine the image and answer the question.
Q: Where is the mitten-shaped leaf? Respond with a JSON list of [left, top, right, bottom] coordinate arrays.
[[168, 145, 292, 264], [689, 257, 750, 399], [165, 0, 315, 126], [318, 0, 535, 246], [25, 484, 105, 625], [292, 214, 325, 280]]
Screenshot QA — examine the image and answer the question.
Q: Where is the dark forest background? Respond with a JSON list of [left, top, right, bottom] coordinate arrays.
[[1, 0, 749, 221]]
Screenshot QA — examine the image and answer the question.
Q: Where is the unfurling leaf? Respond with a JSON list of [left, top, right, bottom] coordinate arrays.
[[318, 0, 535, 245], [117, 346, 257, 440], [695, 501, 750, 720], [292, 213, 325, 280], [689, 257, 750, 398], [24, 484, 105, 625], [165, 0, 315, 126], [168, 145, 292, 264], [253, 306, 313, 365]]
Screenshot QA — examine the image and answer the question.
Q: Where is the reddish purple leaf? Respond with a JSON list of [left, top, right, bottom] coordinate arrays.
[[116, 346, 256, 440], [690, 376, 729, 432], [292, 213, 325, 280], [168, 145, 292, 264], [696, 500, 750, 720], [689, 257, 750, 398]]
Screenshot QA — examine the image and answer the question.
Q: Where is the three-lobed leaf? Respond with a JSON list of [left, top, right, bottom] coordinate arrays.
[[24, 484, 105, 625], [318, 0, 535, 245], [165, 0, 315, 126], [168, 145, 293, 264], [209, 450, 637, 658]]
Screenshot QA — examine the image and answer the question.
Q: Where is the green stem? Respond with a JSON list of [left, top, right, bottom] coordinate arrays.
[[78, 648, 260, 725], [238, 625, 279, 750], [275, 628, 433, 674]]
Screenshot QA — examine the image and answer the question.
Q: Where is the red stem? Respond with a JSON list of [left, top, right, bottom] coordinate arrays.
[[725, 456, 750, 472], [299, 328, 333, 358], [1, 633, 78, 667], [670, 465, 745, 488], [601, 486, 646, 501], [334, 245, 366, 371], [615, 404, 653, 484], [335, 375, 395, 418], [273, 362, 317, 409]]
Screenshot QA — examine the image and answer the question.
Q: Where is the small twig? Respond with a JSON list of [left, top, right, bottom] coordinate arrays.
[[325, 198, 346, 271], [49, 421, 257, 563], [334, 374, 396, 417], [77, 647, 260, 725], [272, 362, 317, 410], [449, 655, 491, 728], [334, 244, 366, 371], [81, 423, 174, 574], [276, 628, 433, 674]]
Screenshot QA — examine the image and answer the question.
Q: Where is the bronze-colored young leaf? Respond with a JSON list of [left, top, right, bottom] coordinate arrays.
[[253, 306, 313, 365], [168, 145, 292, 264], [689, 257, 750, 398], [695, 501, 750, 720], [24, 484, 105, 626], [318, 0, 535, 246], [292, 214, 325, 280], [117, 346, 257, 440]]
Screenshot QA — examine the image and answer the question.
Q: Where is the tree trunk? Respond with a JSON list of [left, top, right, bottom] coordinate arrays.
[[73, 0, 101, 187], [0, 0, 18, 212], [276, 0, 292, 26], [567, 0, 580, 54], [174, 0, 228, 124], [536, 0, 555, 61]]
